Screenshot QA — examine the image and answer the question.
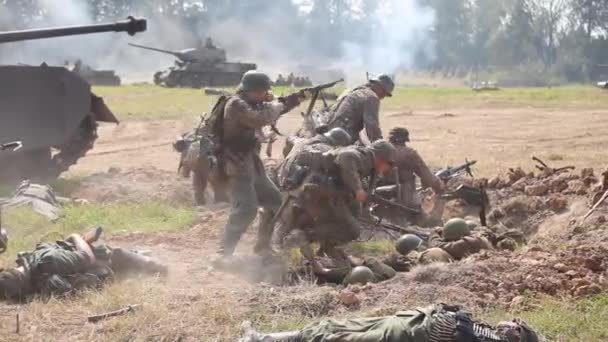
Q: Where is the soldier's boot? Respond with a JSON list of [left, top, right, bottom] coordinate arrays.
[[253, 209, 276, 256]]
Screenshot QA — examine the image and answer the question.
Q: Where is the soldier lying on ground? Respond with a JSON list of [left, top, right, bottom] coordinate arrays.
[[240, 303, 539, 342], [0, 227, 167, 301], [288, 232, 421, 286], [326, 74, 395, 144]]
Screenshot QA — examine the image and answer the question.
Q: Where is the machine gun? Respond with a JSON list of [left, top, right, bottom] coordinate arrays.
[[435, 159, 477, 181], [303, 78, 344, 116]]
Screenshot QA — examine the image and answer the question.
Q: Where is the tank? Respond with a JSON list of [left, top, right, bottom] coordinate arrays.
[[69, 60, 121, 86], [129, 38, 257, 88], [0, 17, 147, 181]]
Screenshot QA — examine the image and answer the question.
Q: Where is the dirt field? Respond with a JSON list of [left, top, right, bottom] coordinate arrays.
[[1, 85, 608, 341]]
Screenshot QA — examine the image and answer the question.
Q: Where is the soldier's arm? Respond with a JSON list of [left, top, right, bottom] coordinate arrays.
[[337, 151, 364, 193], [363, 97, 382, 142], [411, 149, 444, 193], [226, 97, 284, 129], [66, 234, 96, 264]]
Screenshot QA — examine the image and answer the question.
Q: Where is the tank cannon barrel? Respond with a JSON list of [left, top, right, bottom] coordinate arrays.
[[128, 43, 193, 62], [0, 16, 147, 44]]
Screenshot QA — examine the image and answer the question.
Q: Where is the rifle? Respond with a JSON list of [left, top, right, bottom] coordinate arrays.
[[435, 159, 476, 181], [358, 217, 430, 240], [0, 141, 22, 151], [368, 193, 421, 215]]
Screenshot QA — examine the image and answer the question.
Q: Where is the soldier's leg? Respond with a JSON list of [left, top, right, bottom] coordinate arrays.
[[218, 175, 259, 256], [192, 166, 208, 206], [252, 172, 283, 254]]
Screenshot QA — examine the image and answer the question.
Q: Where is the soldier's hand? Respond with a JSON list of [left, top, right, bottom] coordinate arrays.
[[264, 92, 275, 102], [355, 190, 368, 203]]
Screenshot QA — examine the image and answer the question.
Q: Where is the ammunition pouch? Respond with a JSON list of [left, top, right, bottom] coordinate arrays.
[[223, 134, 258, 155]]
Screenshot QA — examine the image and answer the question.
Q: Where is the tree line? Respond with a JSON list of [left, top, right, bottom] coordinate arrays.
[[2, 0, 608, 82]]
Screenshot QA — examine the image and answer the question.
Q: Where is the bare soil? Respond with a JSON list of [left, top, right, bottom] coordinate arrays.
[[1, 104, 607, 341]]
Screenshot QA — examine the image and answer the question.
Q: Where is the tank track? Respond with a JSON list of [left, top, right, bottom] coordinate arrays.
[[49, 114, 98, 178]]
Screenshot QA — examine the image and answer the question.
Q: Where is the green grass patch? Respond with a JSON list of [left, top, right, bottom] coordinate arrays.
[[347, 240, 395, 257], [485, 295, 608, 341], [0, 201, 196, 262], [93, 84, 608, 122]]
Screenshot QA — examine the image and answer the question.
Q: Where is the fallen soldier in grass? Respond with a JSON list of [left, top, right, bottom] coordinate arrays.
[[240, 303, 539, 342], [0, 227, 167, 301]]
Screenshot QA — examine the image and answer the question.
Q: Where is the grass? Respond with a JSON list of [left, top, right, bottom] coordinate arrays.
[[485, 295, 608, 341], [92, 84, 608, 122], [0, 201, 196, 263]]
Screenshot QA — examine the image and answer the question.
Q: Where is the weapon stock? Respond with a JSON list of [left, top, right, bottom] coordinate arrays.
[[368, 193, 421, 215]]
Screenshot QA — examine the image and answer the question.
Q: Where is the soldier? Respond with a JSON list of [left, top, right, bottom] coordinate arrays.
[[327, 74, 395, 144], [279, 140, 397, 256], [384, 127, 445, 225], [0, 227, 167, 300], [215, 71, 305, 262], [428, 218, 493, 261], [240, 304, 539, 342]]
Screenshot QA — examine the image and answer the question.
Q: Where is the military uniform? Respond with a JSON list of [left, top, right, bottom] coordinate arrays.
[[219, 89, 301, 256], [393, 146, 444, 208], [0, 239, 167, 300], [328, 86, 383, 144], [429, 232, 493, 261], [240, 304, 540, 342]]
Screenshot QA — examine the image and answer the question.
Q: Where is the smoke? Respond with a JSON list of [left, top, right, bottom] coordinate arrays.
[[340, 0, 435, 82], [0, 0, 435, 84]]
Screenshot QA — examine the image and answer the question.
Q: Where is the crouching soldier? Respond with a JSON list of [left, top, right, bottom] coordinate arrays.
[[0, 227, 167, 301], [240, 303, 540, 342]]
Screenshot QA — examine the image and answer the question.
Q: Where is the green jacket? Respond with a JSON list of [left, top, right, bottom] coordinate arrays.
[[301, 305, 437, 341]]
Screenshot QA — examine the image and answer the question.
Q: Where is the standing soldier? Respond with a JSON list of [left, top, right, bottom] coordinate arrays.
[[327, 74, 395, 144], [215, 71, 305, 263]]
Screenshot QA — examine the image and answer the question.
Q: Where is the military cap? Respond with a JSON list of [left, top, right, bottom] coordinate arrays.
[[369, 74, 395, 96]]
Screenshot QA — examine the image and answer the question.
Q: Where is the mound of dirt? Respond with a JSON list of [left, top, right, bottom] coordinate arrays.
[[72, 166, 193, 205]]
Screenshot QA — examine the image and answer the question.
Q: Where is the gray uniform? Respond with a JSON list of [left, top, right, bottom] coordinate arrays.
[[219, 94, 296, 255], [328, 86, 382, 144]]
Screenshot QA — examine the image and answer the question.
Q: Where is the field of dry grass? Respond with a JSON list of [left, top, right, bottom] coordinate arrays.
[[1, 84, 607, 341]]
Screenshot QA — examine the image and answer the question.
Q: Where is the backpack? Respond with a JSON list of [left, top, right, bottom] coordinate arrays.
[[202, 95, 230, 151]]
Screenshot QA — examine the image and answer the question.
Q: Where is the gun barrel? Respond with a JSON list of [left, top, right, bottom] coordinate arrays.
[[128, 43, 180, 57], [0, 17, 146, 44]]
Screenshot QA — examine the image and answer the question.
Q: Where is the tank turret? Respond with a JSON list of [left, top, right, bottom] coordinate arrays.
[[128, 40, 256, 88]]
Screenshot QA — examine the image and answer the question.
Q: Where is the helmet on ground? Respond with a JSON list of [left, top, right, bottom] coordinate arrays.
[[443, 218, 470, 241], [497, 237, 517, 251], [239, 71, 272, 92], [344, 266, 375, 285], [323, 127, 352, 147], [369, 74, 395, 96], [0, 228, 7, 254], [370, 140, 396, 165], [388, 127, 410, 145], [395, 234, 422, 256]]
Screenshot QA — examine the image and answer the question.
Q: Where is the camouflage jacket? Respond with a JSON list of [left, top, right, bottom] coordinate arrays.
[[393, 145, 443, 193], [222, 94, 289, 177], [278, 135, 334, 190], [429, 233, 493, 260], [328, 86, 382, 144], [326, 146, 376, 194]]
